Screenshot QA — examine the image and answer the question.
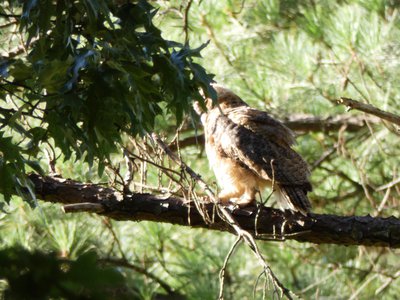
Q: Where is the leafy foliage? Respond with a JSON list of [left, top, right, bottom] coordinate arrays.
[[0, 247, 131, 299], [0, 0, 215, 202]]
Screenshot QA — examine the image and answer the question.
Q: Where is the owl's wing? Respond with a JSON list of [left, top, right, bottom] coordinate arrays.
[[214, 110, 311, 213], [225, 106, 296, 147]]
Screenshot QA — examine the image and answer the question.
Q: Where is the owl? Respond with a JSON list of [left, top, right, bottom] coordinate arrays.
[[196, 84, 312, 215]]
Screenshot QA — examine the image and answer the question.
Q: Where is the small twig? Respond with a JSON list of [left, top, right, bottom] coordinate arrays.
[[183, 0, 194, 43], [349, 273, 379, 300], [42, 142, 59, 175], [376, 177, 400, 192], [123, 148, 134, 190], [311, 146, 337, 171], [0, 13, 21, 18], [298, 269, 339, 294], [102, 218, 128, 262], [100, 258, 179, 296], [124, 148, 181, 176], [219, 236, 242, 300], [0, 20, 18, 29], [375, 270, 400, 295], [375, 187, 391, 216], [104, 161, 125, 190], [337, 97, 400, 127], [310, 132, 366, 171], [319, 166, 364, 191]]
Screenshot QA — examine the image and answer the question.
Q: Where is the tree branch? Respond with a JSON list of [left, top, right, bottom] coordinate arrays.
[[283, 114, 377, 132], [338, 97, 400, 127], [28, 174, 400, 248]]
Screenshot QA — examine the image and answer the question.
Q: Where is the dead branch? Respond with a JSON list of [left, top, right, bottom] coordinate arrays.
[[338, 97, 400, 127], [28, 173, 400, 248]]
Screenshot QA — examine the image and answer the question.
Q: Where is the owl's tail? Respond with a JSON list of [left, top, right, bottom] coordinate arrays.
[[278, 185, 312, 216]]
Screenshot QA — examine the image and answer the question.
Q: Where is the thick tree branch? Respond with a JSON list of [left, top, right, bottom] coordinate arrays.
[[28, 174, 400, 248]]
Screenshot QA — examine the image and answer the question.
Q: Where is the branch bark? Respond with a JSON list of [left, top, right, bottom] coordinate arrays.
[[28, 174, 400, 248]]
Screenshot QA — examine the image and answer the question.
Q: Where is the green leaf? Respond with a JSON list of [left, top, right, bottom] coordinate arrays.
[[8, 60, 33, 82], [0, 159, 14, 203], [24, 159, 44, 175]]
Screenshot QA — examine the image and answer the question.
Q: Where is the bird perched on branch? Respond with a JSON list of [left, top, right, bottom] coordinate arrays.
[[194, 84, 312, 215]]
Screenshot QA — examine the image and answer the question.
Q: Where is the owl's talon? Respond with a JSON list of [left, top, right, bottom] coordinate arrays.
[[226, 197, 256, 208], [226, 199, 240, 210]]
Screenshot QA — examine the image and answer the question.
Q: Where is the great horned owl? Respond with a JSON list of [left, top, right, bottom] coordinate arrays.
[[196, 84, 312, 215]]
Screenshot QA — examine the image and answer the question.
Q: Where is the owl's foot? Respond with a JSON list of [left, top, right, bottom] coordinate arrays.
[[218, 190, 256, 207], [219, 198, 257, 216], [227, 197, 256, 208]]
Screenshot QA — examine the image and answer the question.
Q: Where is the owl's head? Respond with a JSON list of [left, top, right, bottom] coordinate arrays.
[[205, 83, 248, 110]]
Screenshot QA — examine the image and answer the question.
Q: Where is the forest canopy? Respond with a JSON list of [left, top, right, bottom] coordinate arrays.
[[1, 0, 400, 299]]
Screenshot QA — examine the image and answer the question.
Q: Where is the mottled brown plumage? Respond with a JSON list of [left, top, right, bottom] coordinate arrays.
[[197, 84, 312, 215]]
